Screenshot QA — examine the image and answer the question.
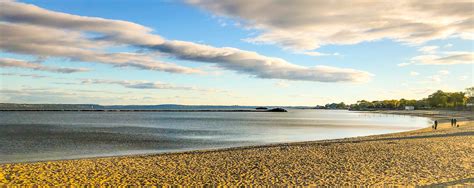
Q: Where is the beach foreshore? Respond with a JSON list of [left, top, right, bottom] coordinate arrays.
[[0, 110, 473, 186]]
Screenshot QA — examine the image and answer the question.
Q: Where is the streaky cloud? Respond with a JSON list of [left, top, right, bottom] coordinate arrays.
[[188, 0, 474, 51], [81, 79, 225, 92], [0, 58, 90, 73], [0, 0, 373, 82], [409, 52, 474, 65], [0, 22, 200, 74], [0, 72, 48, 78], [0, 0, 164, 45], [148, 41, 373, 82]]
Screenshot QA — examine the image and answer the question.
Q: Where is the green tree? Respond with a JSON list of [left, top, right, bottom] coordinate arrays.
[[399, 98, 407, 108], [466, 87, 474, 104], [415, 99, 429, 109], [428, 90, 448, 108], [356, 100, 373, 110], [447, 92, 466, 108], [382, 100, 399, 109], [336, 102, 347, 109]]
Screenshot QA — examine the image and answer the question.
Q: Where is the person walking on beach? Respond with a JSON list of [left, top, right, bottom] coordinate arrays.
[[434, 120, 438, 130], [451, 118, 454, 127]]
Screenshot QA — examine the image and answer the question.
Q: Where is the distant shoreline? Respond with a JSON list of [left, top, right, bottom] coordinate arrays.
[[0, 109, 281, 112]]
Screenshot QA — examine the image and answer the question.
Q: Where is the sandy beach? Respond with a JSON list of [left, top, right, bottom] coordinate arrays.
[[0, 111, 473, 186]]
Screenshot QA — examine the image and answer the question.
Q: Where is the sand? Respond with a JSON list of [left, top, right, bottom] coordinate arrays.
[[0, 113, 473, 186]]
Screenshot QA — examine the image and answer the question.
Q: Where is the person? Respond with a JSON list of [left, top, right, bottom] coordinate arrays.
[[454, 118, 457, 126], [451, 118, 454, 127], [434, 120, 438, 130]]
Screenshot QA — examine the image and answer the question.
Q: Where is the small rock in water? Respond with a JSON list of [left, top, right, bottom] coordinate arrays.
[[267, 108, 288, 112]]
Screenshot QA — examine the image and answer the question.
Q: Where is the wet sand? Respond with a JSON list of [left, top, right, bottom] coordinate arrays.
[[0, 112, 473, 186]]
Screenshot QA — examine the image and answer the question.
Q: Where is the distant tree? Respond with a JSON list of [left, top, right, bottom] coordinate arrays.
[[428, 90, 448, 108], [398, 99, 416, 109], [447, 92, 466, 108], [399, 98, 407, 108], [415, 99, 429, 109], [372, 101, 383, 108], [381, 100, 399, 109], [466, 87, 474, 104], [325, 103, 336, 109], [407, 99, 417, 107], [336, 102, 346, 109], [345, 88, 470, 111], [358, 100, 373, 109]]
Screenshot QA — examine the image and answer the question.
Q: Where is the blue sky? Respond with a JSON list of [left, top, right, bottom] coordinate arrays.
[[0, 0, 472, 105]]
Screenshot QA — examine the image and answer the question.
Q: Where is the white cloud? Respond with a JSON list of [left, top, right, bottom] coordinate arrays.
[[0, 72, 48, 78], [81, 79, 224, 93], [423, 71, 454, 83], [0, 1, 164, 45], [0, 22, 199, 74], [409, 52, 474, 65], [444, 43, 453, 48], [438, 70, 450, 75], [397, 62, 411, 67], [0, 58, 89, 73], [409, 71, 419, 76], [189, 0, 474, 51], [0, 0, 372, 83], [0, 87, 163, 104], [418, 45, 439, 54], [402, 42, 473, 66], [428, 75, 441, 82], [149, 41, 373, 82]]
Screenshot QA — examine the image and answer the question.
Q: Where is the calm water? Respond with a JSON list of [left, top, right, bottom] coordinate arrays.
[[0, 110, 431, 163]]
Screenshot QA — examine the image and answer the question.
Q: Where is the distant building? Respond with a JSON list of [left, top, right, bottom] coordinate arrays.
[[404, 106, 415, 110]]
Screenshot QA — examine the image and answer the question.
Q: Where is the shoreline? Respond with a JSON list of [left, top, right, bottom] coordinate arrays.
[[0, 110, 469, 163], [370, 109, 473, 120], [0, 109, 279, 112], [0, 110, 431, 165], [0, 122, 429, 165], [0, 110, 467, 163], [1, 110, 472, 185]]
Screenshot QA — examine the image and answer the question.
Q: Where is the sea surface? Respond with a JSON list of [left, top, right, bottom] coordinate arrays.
[[0, 109, 431, 163]]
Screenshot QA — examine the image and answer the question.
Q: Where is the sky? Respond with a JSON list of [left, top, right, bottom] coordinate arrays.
[[0, 0, 473, 106]]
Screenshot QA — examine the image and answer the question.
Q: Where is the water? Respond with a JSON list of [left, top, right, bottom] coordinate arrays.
[[0, 109, 431, 163]]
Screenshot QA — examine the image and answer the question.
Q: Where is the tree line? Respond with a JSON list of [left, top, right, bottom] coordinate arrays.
[[317, 87, 474, 111]]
